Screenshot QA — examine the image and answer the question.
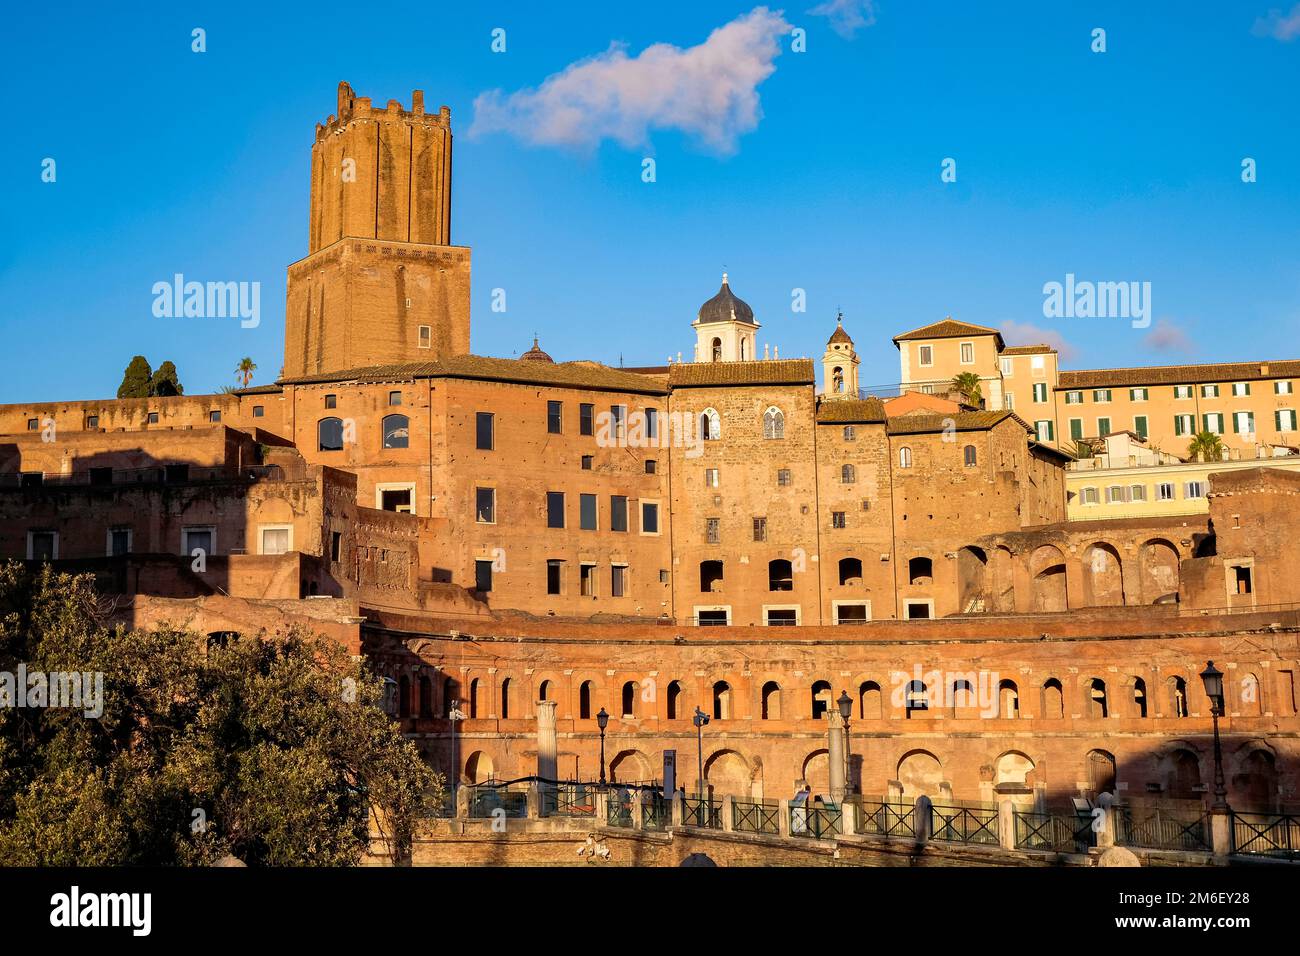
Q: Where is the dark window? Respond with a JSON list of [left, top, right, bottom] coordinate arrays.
[[642, 502, 659, 534], [209, 410, 221, 423], [610, 496, 628, 532], [580, 564, 596, 597], [147, 412, 159, 424], [165, 464, 190, 483], [644, 459, 657, 474], [700, 561, 724, 592], [547, 559, 564, 595], [610, 405, 626, 439], [580, 494, 597, 530], [581, 455, 593, 470], [86, 415, 99, 428], [766, 609, 797, 626], [963, 444, 977, 467], [547, 400, 563, 434], [330, 531, 342, 562], [29, 531, 56, 560], [382, 414, 409, 449], [753, 517, 767, 542], [832, 511, 846, 529], [777, 469, 792, 487], [547, 491, 565, 528], [768, 559, 793, 591], [252, 406, 264, 418], [318, 417, 344, 451], [26, 418, 37, 430], [476, 412, 494, 450], [839, 557, 863, 586], [109, 528, 131, 556], [645, 408, 659, 440], [476, 487, 495, 523], [579, 403, 594, 436], [706, 518, 720, 544], [389, 391, 402, 406], [475, 560, 493, 592], [698, 610, 728, 626], [89, 467, 113, 486], [611, 565, 626, 597], [381, 488, 412, 512], [325, 394, 337, 409], [843, 425, 855, 441], [909, 556, 933, 585], [20, 472, 42, 488]]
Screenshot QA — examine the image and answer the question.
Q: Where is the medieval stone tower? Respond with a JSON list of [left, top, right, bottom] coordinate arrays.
[[282, 82, 472, 378]]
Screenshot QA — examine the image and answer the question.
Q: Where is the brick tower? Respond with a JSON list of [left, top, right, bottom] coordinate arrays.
[[282, 82, 471, 378]]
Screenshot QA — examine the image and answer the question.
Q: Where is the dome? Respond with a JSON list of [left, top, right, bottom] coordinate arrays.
[[697, 273, 754, 326], [519, 337, 554, 363], [828, 312, 853, 346]]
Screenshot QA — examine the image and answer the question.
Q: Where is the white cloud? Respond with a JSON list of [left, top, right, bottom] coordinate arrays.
[[470, 7, 791, 153], [1253, 4, 1300, 41], [808, 0, 877, 39], [999, 321, 1078, 362], [1143, 319, 1194, 353]]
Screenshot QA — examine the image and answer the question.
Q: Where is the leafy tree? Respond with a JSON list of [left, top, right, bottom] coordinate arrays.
[[149, 360, 184, 397], [116, 355, 153, 398], [0, 564, 440, 865], [1187, 430, 1224, 462], [950, 371, 983, 408], [235, 357, 257, 388]]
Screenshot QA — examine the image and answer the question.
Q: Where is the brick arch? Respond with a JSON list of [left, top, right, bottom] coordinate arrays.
[[896, 749, 945, 800], [705, 749, 754, 798], [609, 749, 653, 785], [1028, 544, 1068, 612], [1137, 538, 1181, 604]]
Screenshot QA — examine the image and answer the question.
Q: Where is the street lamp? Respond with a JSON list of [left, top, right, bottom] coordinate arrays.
[[596, 707, 609, 789], [837, 690, 854, 801], [1199, 661, 1229, 812], [693, 707, 710, 798]]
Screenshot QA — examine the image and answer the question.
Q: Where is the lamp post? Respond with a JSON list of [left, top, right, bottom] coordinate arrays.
[[837, 690, 854, 801], [1199, 661, 1229, 812], [596, 707, 609, 789], [693, 707, 710, 799]]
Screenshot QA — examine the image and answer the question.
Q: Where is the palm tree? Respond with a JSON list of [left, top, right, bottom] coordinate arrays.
[[1187, 430, 1224, 462], [950, 372, 983, 408], [235, 357, 257, 388]]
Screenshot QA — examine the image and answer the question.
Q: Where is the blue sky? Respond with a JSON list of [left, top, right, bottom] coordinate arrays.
[[3, 1, 1299, 402]]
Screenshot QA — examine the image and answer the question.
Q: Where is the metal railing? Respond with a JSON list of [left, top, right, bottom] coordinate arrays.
[[1013, 810, 1093, 853], [732, 799, 780, 835], [930, 804, 1000, 845], [542, 783, 598, 818], [607, 794, 634, 828], [1113, 806, 1210, 852], [790, 803, 841, 840], [857, 799, 917, 839], [682, 796, 722, 829], [467, 786, 529, 820], [1233, 812, 1300, 859], [641, 794, 670, 831]]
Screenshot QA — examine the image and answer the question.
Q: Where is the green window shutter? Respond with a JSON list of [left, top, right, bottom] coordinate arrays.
[[1276, 410, 1283, 431], [1232, 413, 1240, 434], [1048, 420, 1055, 441], [1202, 414, 1210, 432], [1135, 416, 1148, 438], [1174, 415, 1184, 436], [1245, 383, 1251, 396], [1070, 419, 1083, 440]]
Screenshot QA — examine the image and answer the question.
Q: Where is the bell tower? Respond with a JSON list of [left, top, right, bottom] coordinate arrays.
[[283, 82, 471, 378], [692, 274, 759, 362], [822, 313, 859, 398]]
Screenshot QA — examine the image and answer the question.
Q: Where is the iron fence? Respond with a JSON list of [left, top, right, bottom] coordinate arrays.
[[732, 799, 780, 835], [641, 794, 670, 831], [930, 804, 1000, 845], [1113, 806, 1210, 852], [607, 794, 634, 828], [467, 786, 529, 819], [790, 803, 841, 840], [542, 783, 598, 818], [857, 799, 917, 839], [1014, 810, 1093, 853], [682, 796, 722, 829], [1233, 812, 1300, 859]]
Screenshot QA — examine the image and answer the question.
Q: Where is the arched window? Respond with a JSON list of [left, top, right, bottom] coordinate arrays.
[[963, 444, 977, 467], [949, 679, 975, 718], [763, 407, 785, 440], [898, 446, 913, 468], [469, 678, 481, 718], [838, 557, 863, 586], [1241, 673, 1262, 717], [908, 556, 933, 585], [811, 680, 833, 719], [700, 560, 724, 592], [711, 337, 722, 362], [768, 559, 793, 591], [859, 681, 882, 719], [1086, 678, 1108, 719], [382, 414, 409, 449], [318, 416, 344, 451], [538, 679, 553, 702], [621, 681, 638, 717], [442, 676, 459, 717], [700, 408, 721, 441], [398, 674, 411, 717], [500, 677, 513, 719], [841, 464, 856, 484], [740, 338, 748, 360], [1169, 676, 1188, 718], [761, 681, 781, 719], [712, 680, 732, 720], [998, 679, 1019, 718], [1041, 678, 1064, 719], [579, 680, 593, 720], [1133, 678, 1147, 718], [418, 675, 433, 718], [905, 680, 929, 717], [667, 680, 683, 719], [833, 367, 844, 393]]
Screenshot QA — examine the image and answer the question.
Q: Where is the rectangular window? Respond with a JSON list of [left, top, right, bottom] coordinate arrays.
[[252, 406, 264, 418], [610, 496, 628, 532], [610, 404, 626, 440], [325, 394, 337, 409], [918, 345, 933, 366], [1065, 391, 1083, 404], [182, 527, 213, 557], [1094, 389, 1112, 403], [1105, 485, 1128, 504], [108, 528, 132, 557], [1174, 414, 1194, 436], [476, 487, 495, 523], [546, 491, 565, 528], [1203, 412, 1224, 435], [1032, 383, 1047, 403], [831, 511, 846, 529], [147, 412, 159, 424], [1080, 487, 1099, 505], [579, 563, 596, 597], [475, 559, 493, 592], [581, 455, 593, 470], [1000, 358, 1013, 376], [579, 403, 594, 436], [645, 408, 659, 440], [1134, 415, 1148, 439], [1233, 410, 1255, 435], [611, 564, 627, 598], [1276, 381, 1293, 395], [1130, 484, 1147, 502], [580, 494, 598, 530], [1003, 392, 1014, 411], [28, 531, 57, 560], [753, 517, 767, 542], [1202, 384, 1219, 398], [704, 467, 719, 487], [1184, 481, 1207, 499], [547, 401, 563, 434], [209, 410, 221, 423], [418, 325, 432, 348], [476, 412, 494, 450], [1157, 482, 1175, 501], [1097, 417, 1111, 436], [766, 609, 798, 626], [260, 526, 291, 555], [644, 459, 657, 474], [330, 531, 342, 562], [641, 502, 660, 535], [706, 518, 720, 544], [547, 559, 564, 595], [960, 342, 974, 364], [1130, 387, 1148, 401], [86, 414, 99, 428], [777, 469, 792, 487], [1232, 382, 1250, 397], [1174, 385, 1193, 399], [1036, 420, 1054, 442], [843, 425, 856, 441], [389, 391, 402, 406], [1277, 409, 1297, 432], [1069, 418, 1083, 441]]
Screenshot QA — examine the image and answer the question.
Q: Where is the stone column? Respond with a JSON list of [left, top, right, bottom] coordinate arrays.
[[997, 800, 1016, 851], [536, 700, 558, 781], [827, 711, 846, 804], [722, 795, 735, 832], [631, 790, 645, 830], [1210, 810, 1232, 857]]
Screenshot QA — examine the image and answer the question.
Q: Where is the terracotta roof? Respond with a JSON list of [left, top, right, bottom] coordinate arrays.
[[667, 359, 814, 388], [519, 337, 554, 363], [1058, 360, 1300, 390], [816, 397, 886, 424], [893, 318, 1004, 349], [1001, 345, 1055, 355], [886, 410, 1030, 436], [280, 355, 668, 394], [233, 385, 284, 395], [827, 314, 853, 345]]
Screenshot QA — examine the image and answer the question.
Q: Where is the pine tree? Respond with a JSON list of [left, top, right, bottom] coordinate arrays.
[[149, 360, 184, 397], [116, 356, 153, 398]]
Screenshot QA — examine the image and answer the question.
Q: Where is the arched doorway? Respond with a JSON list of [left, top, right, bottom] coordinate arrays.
[[465, 750, 494, 784], [1086, 749, 1116, 800], [802, 750, 830, 796], [609, 749, 652, 785], [705, 750, 752, 798], [956, 546, 989, 612], [1083, 542, 1125, 606], [1138, 539, 1180, 603], [896, 750, 944, 800], [1029, 545, 1068, 612]]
